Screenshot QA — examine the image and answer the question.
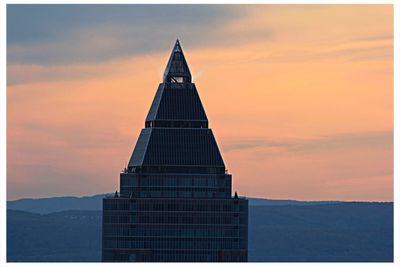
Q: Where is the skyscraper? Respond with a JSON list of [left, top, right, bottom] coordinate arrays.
[[102, 40, 248, 262]]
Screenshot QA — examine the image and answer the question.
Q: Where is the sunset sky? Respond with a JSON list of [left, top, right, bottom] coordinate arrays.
[[7, 5, 393, 201]]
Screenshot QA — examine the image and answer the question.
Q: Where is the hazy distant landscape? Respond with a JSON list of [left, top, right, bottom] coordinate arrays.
[[7, 194, 393, 262]]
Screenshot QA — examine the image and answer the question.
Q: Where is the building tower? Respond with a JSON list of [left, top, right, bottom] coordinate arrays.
[[102, 40, 248, 262]]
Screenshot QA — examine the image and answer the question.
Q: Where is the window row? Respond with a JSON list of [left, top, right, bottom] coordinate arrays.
[[104, 199, 247, 212], [104, 226, 246, 238], [120, 188, 230, 199], [120, 174, 231, 187], [103, 214, 246, 225], [104, 237, 246, 250], [128, 165, 226, 174]]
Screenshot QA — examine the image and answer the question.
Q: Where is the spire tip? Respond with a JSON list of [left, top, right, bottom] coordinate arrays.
[[163, 39, 191, 83]]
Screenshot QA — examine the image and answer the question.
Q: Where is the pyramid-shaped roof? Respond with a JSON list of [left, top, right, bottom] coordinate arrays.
[[145, 83, 208, 124], [128, 40, 224, 170], [146, 40, 208, 125], [129, 128, 224, 167], [163, 39, 192, 83]]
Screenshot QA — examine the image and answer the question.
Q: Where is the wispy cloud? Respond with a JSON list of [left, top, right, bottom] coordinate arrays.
[[7, 5, 248, 65], [7, 62, 121, 86], [222, 130, 392, 154]]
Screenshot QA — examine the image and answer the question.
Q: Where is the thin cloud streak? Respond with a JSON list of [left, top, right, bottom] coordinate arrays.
[[221, 130, 392, 154]]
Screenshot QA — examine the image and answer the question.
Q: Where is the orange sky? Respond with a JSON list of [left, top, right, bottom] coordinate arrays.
[[7, 5, 393, 201]]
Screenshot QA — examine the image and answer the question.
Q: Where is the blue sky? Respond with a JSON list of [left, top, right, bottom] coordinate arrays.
[[7, 5, 250, 65]]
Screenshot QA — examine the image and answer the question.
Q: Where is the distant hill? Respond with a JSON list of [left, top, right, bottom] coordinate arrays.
[[7, 202, 393, 262], [7, 194, 111, 214], [7, 209, 101, 262], [248, 197, 342, 206], [248, 203, 393, 262], [8, 194, 347, 214]]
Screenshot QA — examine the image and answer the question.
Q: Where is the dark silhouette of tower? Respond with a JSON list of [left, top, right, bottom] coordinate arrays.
[[102, 40, 248, 262]]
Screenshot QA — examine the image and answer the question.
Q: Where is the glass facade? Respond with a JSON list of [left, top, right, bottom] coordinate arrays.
[[120, 172, 231, 198], [102, 40, 248, 262], [103, 198, 248, 261]]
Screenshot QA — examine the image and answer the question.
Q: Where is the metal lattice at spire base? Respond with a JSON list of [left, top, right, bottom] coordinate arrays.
[[102, 40, 248, 262]]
